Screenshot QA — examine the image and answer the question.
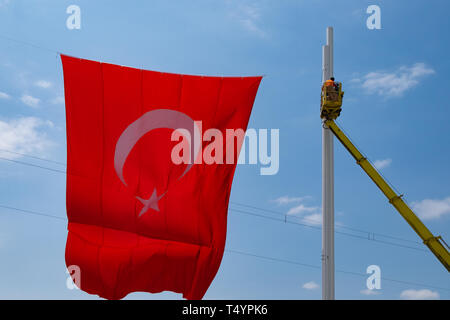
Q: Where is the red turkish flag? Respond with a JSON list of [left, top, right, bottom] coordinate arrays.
[[61, 55, 261, 299]]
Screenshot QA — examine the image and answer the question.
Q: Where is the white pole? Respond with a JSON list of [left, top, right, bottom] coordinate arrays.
[[322, 26, 335, 300]]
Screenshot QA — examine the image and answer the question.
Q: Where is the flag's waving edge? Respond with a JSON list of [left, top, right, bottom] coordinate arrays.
[[61, 54, 262, 300]]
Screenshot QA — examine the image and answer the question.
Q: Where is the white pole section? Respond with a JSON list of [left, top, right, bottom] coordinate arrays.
[[322, 26, 335, 300]]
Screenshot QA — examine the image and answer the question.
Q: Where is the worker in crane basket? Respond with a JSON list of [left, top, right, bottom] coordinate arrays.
[[324, 77, 335, 87], [324, 77, 338, 101]]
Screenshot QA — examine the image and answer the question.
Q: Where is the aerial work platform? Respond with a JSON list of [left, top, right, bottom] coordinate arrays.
[[320, 79, 450, 272]]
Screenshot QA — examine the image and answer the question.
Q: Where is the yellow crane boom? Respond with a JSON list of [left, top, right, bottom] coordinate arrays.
[[320, 82, 450, 271]]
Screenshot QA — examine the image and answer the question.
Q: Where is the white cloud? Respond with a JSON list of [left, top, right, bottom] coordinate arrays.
[[20, 94, 40, 108], [272, 195, 311, 206], [302, 213, 322, 226], [272, 195, 320, 218], [411, 197, 450, 220], [281, 196, 323, 225], [373, 158, 392, 170], [400, 289, 439, 300], [285, 202, 343, 227], [302, 281, 319, 290], [354, 63, 434, 97], [35, 80, 52, 89], [230, 3, 266, 38], [0, 91, 11, 99], [360, 289, 382, 296], [50, 96, 65, 105], [287, 204, 319, 216], [0, 117, 53, 159]]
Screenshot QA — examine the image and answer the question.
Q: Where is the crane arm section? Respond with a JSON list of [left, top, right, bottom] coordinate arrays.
[[324, 119, 450, 271]]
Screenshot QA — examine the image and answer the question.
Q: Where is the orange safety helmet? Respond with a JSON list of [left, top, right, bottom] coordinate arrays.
[[324, 77, 335, 86]]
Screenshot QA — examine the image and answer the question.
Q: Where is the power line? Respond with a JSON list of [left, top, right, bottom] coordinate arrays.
[[0, 33, 430, 249], [231, 201, 422, 245], [226, 249, 450, 292], [227, 249, 320, 271], [0, 154, 429, 251], [0, 34, 59, 55], [0, 204, 66, 221], [0, 153, 423, 245], [0, 151, 431, 249], [0, 203, 448, 293], [229, 208, 427, 252], [232, 201, 369, 233], [0, 149, 66, 166], [0, 156, 66, 174]]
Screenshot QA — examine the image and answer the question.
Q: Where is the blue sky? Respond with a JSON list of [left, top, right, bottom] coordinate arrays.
[[0, 0, 449, 300]]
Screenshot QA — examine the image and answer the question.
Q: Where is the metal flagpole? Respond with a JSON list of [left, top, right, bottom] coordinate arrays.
[[322, 26, 335, 300]]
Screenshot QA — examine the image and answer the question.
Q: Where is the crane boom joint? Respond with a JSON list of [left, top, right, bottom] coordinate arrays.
[[388, 194, 404, 204], [356, 157, 367, 165]]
